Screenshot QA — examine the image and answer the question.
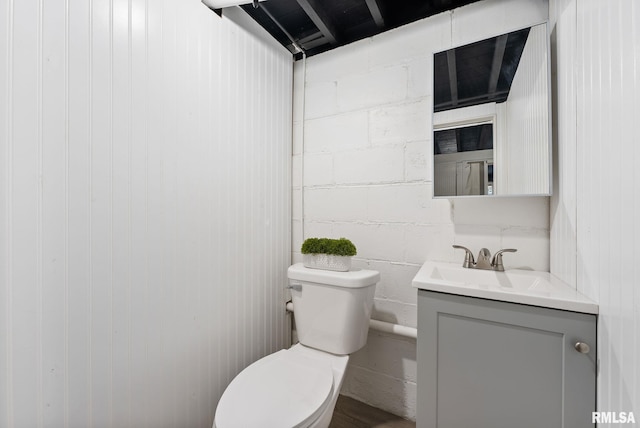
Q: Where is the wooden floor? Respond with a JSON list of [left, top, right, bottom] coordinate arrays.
[[329, 395, 416, 428]]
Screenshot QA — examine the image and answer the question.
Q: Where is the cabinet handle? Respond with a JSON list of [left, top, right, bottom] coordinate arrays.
[[574, 342, 590, 354]]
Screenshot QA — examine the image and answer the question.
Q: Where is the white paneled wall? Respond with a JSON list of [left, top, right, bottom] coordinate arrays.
[[549, 0, 577, 288], [551, 0, 640, 423], [293, 0, 549, 419], [503, 23, 550, 195], [0, 1, 292, 427]]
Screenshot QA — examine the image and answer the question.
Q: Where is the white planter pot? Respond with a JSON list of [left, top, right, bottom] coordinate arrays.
[[303, 254, 352, 272]]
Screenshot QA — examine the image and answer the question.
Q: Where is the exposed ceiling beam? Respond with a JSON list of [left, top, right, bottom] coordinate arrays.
[[365, 0, 385, 29], [446, 49, 459, 107], [302, 35, 329, 50], [298, 31, 324, 45], [295, 0, 338, 45], [478, 123, 491, 149], [260, 3, 305, 53], [434, 89, 510, 110], [487, 34, 508, 97]]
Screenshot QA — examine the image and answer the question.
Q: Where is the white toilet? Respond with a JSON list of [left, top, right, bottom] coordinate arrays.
[[213, 263, 379, 428]]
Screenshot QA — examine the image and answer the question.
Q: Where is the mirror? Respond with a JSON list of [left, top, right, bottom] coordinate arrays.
[[432, 23, 551, 197]]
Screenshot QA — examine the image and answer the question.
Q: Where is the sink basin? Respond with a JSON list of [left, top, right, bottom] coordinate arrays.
[[428, 264, 552, 291], [413, 261, 598, 314]]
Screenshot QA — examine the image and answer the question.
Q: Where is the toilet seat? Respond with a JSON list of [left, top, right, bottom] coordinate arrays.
[[214, 348, 335, 428]]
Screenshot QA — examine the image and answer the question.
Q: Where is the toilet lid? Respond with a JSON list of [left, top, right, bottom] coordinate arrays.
[[215, 349, 334, 428]]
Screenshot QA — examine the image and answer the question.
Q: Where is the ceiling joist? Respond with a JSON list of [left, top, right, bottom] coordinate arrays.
[[446, 49, 459, 107], [241, 0, 484, 57], [298, 31, 324, 44], [365, 0, 385, 29], [487, 34, 508, 97], [301, 35, 329, 50], [434, 89, 510, 110], [295, 0, 339, 45], [478, 123, 491, 149]]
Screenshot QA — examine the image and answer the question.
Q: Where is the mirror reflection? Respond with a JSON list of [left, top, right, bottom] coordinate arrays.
[[432, 23, 550, 197], [434, 123, 494, 196]]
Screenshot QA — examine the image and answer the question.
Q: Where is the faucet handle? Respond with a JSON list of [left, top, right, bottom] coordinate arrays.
[[452, 245, 475, 268], [491, 248, 517, 271]]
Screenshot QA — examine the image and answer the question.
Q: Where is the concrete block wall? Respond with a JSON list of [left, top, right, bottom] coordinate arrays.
[[292, 0, 550, 420]]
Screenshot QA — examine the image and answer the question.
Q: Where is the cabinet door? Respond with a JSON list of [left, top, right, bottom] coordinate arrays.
[[417, 290, 596, 428]]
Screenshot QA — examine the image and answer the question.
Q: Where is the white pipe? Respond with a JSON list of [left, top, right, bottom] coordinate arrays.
[[369, 319, 417, 339], [299, 53, 306, 241], [285, 302, 418, 340]]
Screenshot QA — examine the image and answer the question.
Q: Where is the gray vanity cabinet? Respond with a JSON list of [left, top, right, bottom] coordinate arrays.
[[417, 290, 596, 428]]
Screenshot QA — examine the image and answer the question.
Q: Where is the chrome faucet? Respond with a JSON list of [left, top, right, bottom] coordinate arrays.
[[452, 245, 517, 272]]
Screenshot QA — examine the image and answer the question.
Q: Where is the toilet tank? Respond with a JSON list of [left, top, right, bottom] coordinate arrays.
[[287, 263, 379, 355]]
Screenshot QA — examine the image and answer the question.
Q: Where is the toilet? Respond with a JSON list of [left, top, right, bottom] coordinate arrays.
[[213, 263, 380, 428]]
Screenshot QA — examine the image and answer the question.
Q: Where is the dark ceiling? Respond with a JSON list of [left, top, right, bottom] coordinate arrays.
[[237, 0, 483, 58], [434, 27, 530, 112]]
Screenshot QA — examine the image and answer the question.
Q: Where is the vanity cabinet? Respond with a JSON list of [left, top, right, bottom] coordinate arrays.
[[417, 290, 596, 428]]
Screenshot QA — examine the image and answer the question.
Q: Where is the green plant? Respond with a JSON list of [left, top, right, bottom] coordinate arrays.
[[301, 237, 357, 257]]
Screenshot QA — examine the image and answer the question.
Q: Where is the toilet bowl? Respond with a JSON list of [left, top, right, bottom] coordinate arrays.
[[214, 343, 348, 428], [213, 263, 379, 428]]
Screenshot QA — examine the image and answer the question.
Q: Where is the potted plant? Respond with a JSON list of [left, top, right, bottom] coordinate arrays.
[[301, 237, 357, 272]]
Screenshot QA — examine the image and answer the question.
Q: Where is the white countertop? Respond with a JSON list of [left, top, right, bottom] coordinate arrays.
[[412, 261, 598, 314]]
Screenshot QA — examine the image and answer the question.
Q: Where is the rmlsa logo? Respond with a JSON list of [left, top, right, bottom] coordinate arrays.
[[592, 412, 636, 424]]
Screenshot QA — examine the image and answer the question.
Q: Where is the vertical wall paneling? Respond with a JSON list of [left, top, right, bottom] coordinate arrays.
[[12, 0, 41, 426], [68, 0, 92, 424], [0, 0, 293, 426], [0, 0, 12, 426], [91, 0, 111, 424], [549, 0, 577, 288], [551, 0, 640, 421], [503, 23, 550, 195], [575, 0, 639, 417], [129, 0, 149, 423]]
